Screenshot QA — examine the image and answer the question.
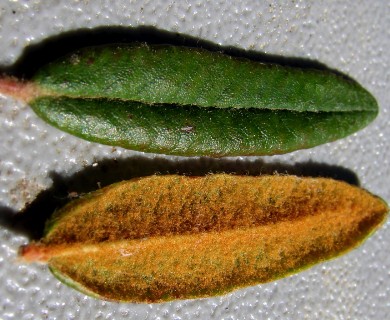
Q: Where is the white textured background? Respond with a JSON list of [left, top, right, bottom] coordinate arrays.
[[0, 1, 389, 319]]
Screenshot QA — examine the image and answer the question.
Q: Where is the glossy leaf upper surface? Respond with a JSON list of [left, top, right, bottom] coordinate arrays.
[[26, 44, 379, 156]]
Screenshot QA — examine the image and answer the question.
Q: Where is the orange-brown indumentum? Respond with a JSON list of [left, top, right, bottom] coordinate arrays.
[[21, 174, 388, 303]]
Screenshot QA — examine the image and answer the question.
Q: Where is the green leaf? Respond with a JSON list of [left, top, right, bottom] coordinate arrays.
[[1, 44, 379, 156], [21, 174, 388, 303], [30, 96, 375, 156]]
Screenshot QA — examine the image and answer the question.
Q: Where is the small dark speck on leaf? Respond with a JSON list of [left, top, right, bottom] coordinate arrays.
[[181, 126, 195, 133]]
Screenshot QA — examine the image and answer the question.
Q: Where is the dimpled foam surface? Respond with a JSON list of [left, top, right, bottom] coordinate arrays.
[[0, 1, 389, 319]]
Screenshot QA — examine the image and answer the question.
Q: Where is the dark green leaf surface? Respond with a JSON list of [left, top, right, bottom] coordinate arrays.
[[31, 97, 375, 156], [28, 44, 378, 156]]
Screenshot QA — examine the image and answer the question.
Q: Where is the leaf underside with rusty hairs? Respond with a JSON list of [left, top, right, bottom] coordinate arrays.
[[1, 44, 379, 156], [21, 174, 388, 303]]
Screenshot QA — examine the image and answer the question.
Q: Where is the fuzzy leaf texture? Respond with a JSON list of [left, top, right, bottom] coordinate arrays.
[[20, 174, 388, 303], [0, 44, 379, 156]]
